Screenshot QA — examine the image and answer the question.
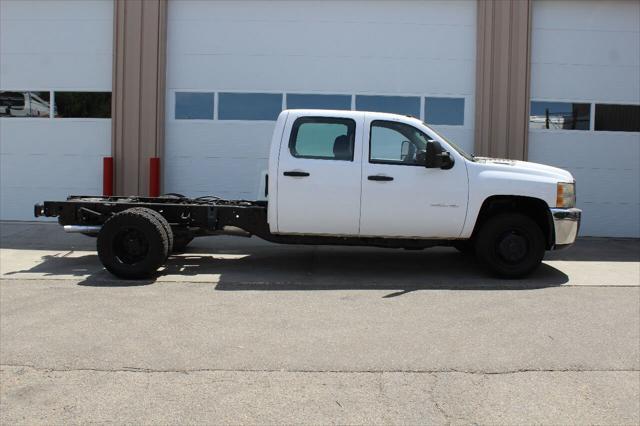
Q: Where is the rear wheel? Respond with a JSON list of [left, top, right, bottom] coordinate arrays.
[[97, 208, 169, 279], [129, 207, 174, 255], [475, 213, 545, 278]]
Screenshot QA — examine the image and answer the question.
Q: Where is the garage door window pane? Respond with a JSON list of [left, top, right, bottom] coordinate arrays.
[[530, 101, 590, 130], [595, 104, 640, 132], [289, 117, 356, 161], [0, 91, 50, 118], [287, 94, 351, 110], [425, 97, 464, 125], [54, 92, 111, 118], [355, 95, 420, 117], [218, 93, 282, 121], [175, 92, 214, 120]]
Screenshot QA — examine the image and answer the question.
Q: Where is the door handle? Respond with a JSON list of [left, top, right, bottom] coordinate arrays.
[[368, 175, 394, 181], [283, 171, 310, 177]]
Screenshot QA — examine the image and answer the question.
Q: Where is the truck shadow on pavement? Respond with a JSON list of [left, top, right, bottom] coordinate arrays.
[[4, 246, 570, 293]]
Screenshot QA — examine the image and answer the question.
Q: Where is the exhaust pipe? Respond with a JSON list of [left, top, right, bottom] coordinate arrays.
[[64, 225, 102, 234]]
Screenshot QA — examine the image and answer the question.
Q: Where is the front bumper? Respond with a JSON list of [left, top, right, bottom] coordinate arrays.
[[550, 207, 581, 249]]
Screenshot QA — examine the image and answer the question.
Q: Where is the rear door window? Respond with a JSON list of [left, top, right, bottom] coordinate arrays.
[[289, 117, 356, 161]]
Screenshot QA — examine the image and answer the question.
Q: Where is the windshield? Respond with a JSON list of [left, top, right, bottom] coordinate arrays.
[[422, 122, 476, 161]]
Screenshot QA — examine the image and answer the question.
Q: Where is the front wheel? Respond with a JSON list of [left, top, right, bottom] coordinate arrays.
[[475, 213, 545, 279]]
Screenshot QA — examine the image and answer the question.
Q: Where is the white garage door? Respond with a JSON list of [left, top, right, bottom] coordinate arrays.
[[528, 0, 640, 237], [0, 0, 113, 220], [165, 0, 476, 200]]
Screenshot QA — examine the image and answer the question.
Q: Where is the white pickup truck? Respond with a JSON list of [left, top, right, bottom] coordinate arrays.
[[35, 109, 581, 279]]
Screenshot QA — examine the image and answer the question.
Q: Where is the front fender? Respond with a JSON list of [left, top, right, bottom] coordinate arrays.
[[460, 164, 559, 238]]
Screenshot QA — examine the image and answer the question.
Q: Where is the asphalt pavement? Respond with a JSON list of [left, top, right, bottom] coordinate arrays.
[[1, 221, 638, 424]]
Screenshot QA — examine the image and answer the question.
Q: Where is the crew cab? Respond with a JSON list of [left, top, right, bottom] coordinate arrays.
[[35, 109, 581, 279]]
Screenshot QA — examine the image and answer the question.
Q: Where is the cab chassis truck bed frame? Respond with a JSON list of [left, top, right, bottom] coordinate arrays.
[[35, 195, 467, 250]]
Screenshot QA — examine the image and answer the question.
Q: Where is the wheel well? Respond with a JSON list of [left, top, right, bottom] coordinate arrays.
[[471, 196, 554, 249]]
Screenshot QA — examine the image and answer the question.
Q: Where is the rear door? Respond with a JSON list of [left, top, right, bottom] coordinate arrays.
[[276, 112, 364, 235]]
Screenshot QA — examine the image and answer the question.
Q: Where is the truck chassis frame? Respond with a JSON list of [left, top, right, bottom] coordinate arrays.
[[35, 195, 458, 250]]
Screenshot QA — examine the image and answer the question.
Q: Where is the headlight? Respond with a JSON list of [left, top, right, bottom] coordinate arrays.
[[556, 182, 576, 208]]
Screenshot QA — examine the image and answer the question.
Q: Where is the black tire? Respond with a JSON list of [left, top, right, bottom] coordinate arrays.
[[97, 208, 169, 279], [453, 240, 474, 255], [129, 207, 174, 255], [475, 213, 545, 279]]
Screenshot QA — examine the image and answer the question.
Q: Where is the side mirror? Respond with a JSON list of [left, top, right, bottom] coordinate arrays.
[[425, 141, 454, 169], [439, 151, 454, 170]]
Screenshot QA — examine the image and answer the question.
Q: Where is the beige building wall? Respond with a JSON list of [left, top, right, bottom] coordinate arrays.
[[111, 0, 532, 194], [474, 0, 533, 160], [112, 0, 167, 195]]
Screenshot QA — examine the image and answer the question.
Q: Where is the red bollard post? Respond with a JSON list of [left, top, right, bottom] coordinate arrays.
[[103, 157, 113, 196], [149, 157, 160, 197]]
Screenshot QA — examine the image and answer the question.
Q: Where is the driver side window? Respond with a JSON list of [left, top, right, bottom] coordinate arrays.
[[369, 120, 429, 166]]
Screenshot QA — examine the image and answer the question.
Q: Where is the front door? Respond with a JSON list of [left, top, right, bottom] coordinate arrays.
[[359, 117, 468, 238], [276, 112, 364, 235]]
